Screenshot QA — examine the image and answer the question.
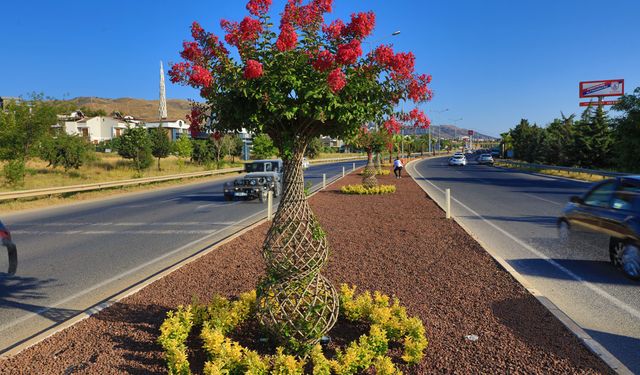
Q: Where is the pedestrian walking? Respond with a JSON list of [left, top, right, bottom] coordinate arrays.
[[393, 157, 404, 178]]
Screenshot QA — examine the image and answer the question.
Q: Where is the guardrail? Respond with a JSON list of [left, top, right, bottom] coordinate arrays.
[[0, 156, 369, 202], [496, 159, 629, 178]]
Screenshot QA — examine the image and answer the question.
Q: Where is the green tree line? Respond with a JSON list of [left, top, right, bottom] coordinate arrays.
[[501, 87, 640, 172]]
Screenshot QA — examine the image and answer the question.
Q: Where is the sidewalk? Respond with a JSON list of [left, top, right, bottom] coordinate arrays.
[[0, 169, 612, 374]]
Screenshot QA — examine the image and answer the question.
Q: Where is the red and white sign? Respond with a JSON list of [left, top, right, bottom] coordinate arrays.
[[579, 79, 624, 98], [467, 130, 474, 136], [579, 100, 619, 107]]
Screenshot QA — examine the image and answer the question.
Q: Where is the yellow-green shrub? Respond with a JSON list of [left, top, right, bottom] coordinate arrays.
[[340, 184, 396, 195], [158, 287, 427, 374]]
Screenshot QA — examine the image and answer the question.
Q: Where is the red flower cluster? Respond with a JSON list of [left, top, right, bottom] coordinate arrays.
[[204, 34, 229, 60], [244, 59, 264, 79], [239, 16, 262, 42], [383, 116, 402, 134], [220, 19, 240, 46], [344, 12, 375, 39], [189, 65, 213, 87], [312, 50, 335, 72], [180, 41, 203, 62], [336, 39, 362, 65], [390, 52, 415, 79], [281, 0, 331, 29], [322, 19, 345, 40], [246, 0, 272, 16], [168, 62, 190, 84], [327, 68, 346, 92], [408, 74, 433, 102], [187, 105, 205, 137], [276, 23, 297, 51], [408, 108, 430, 128], [372, 45, 394, 66], [191, 22, 205, 39]]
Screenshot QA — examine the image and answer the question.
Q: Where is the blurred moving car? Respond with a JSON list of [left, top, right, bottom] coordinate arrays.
[[477, 154, 494, 165], [224, 159, 283, 202], [1, 219, 17, 275], [557, 176, 640, 280], [448, 154, 467, 166]]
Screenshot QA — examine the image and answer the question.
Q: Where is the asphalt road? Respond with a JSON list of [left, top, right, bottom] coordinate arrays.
[[408, 156, 640, 373], [0, 159, 366, 354]]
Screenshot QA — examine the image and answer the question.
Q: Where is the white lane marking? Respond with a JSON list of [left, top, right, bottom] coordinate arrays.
[[409, 162, 640, 321], [0, 209, 267, 334], [524, 193, 562, 206], [11, 230, 217, 235], [196, 201, 241, 211], [161, 197, 181, 202]]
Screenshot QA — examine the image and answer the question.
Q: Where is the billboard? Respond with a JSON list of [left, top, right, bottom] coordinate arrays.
[[467, 130, 474, 136], [579, 79, 624, 98]]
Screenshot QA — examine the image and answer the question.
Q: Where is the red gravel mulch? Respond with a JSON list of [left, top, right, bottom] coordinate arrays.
[[0, 168, 612, 374]]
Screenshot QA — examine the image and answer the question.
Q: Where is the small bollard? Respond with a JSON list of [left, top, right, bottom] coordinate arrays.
[[445, 188, 451, 219], [352, 162, 355, 171], [267, 190, 273, 220], [342, 166, 345, 177], [322, 173, 326, 188]]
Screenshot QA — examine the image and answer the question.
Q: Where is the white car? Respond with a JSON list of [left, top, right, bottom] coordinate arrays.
[[449, 154, 467, 166], [302, 157, 310, 169]]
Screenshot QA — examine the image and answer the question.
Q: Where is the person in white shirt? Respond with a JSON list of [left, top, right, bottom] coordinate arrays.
[[393, 157, 403, 178]]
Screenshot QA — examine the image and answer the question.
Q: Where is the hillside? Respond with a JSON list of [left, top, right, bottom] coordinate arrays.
[[56, 97, 193, 120]]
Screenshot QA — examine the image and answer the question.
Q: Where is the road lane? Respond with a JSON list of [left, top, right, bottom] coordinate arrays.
[[0, 159, 366, 354], [409, 156, 640, 373]]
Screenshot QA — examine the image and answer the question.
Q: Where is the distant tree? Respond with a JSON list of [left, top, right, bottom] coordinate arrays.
[[150, 126, 171, 171], [510, 119, 547, 163], [573, 105, 612, 168], [209, 133, 236, 168], [79, 107, 107, 117], [305, 137, 323, 159], [191, 139, 213, 165], [0, 94, 58, 184], [173, 134, 193, 168], [41, 133, 91, 171], [117, 125, 153, 173], [543, 113, 575, 166], [230, 136, 244, 162], [251, 133, 278, 159], [612, 87, 640, 172]]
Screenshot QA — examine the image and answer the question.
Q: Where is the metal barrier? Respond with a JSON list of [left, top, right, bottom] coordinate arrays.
[[496, 159, 629, 178], [0, 156, 369, 202]]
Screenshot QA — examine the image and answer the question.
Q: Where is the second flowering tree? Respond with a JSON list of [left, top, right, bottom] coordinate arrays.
[[170, 0, 433, 352]]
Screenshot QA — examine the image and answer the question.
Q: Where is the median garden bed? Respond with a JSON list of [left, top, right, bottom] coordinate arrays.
[[0, 168, 612, 374]]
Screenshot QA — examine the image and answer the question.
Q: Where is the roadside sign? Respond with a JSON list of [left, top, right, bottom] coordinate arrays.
[[579, 79, 624, 98], [467, 130, 474, 136], [579, 100, 619, 107]]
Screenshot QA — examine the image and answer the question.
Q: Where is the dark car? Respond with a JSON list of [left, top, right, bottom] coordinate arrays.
[[1, 219, 17, 275], [557, 176, 640, 280]]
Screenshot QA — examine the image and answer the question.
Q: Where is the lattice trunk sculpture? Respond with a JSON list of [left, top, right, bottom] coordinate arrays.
[[362, 151, 378, 188], [257, 146, 338, 350], [375, 152, 382, 174]]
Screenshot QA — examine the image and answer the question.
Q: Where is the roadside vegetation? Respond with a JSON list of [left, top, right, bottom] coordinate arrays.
[[500, 87, 640, 173]]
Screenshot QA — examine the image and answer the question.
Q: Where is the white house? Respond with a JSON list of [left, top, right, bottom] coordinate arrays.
[[143, 118, 190, 141], [74, 116, 131, 143]]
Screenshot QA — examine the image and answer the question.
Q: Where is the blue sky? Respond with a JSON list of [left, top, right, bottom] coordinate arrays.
[[1, 0, 639, 137]]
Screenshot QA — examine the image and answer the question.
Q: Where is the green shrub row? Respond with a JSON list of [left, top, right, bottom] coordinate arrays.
[[340, 184, 396, 195]]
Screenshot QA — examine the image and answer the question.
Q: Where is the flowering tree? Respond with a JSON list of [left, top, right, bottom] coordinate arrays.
[[351, 126, 390, 187], [170, 0, 432, 351]]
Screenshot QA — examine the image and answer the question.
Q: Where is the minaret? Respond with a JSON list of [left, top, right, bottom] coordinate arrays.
[[159, 61, 168, 120]]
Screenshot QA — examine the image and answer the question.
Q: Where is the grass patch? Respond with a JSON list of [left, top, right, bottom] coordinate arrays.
[[495, 162, 608, 182]]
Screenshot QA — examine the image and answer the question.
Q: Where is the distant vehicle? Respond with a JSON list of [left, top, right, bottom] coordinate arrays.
[[449, 154, 467, 166], [224, 159, 283, 202], [302, 157, 310, 169], [465, 149, 473, 155], [1, 219, 17, 275], [477, 154, 494, 165], [557, 176, 640, 280]]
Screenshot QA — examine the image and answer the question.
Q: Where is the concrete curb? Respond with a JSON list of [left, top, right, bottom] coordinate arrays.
[[405, 158, 633, 375], [0, 161, 361, 359]]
